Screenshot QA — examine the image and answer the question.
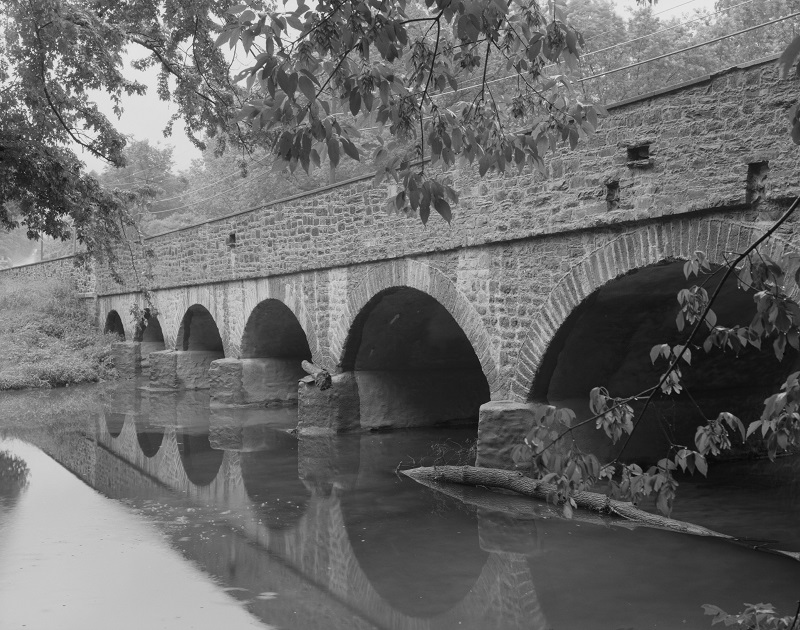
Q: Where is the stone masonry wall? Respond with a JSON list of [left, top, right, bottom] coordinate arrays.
[[8, 57, 800, 401], [95, 57, 800, 298], [0, 256, 95, 294]]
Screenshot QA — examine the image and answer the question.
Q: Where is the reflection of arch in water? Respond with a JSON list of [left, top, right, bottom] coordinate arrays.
[[240, 429, 310, 529], [94, 411, 548, 630], [341, 480, 489, 618], [104, 310, 125, 340], [105, 412, 126, 438], [135, 420, 164, 458], [177, 430, 224, 487]]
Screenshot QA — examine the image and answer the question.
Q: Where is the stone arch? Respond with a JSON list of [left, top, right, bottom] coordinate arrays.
[[332, 259, 500, 394], [137, 309, 166, 358], [104, 310, 125, 340], [512, 217, 798, 399], [512, 217, 799, 460], [241, 299, 312, 360], [336, 282, 492, 428]]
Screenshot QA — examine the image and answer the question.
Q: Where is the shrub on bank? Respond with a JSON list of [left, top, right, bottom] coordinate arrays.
[[0, 275, 117, 389]]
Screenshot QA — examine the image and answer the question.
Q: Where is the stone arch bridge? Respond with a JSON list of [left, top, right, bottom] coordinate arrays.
[[4, 56, 800, 462]]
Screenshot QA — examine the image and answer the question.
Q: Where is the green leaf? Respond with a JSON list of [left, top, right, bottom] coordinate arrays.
[[433, 197, 451, 223], [340, 137, 359, 161], [694, 453, 708, 477], [298, 75, 316, 102], [349, 90, 361, 116], [779, 35, 800, 78], [326, 137, 340, 168]]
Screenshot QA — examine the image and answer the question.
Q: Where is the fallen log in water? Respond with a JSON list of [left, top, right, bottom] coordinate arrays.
[[404, 472, 639, 531], [402, 465, 800, 561], [301, 360, 332, 390]]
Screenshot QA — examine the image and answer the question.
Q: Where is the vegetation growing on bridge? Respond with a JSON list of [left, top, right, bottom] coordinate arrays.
[[0, 276, 117, 390]]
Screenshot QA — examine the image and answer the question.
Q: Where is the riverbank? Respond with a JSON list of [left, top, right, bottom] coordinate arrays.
[[0, 275, 117, 389]]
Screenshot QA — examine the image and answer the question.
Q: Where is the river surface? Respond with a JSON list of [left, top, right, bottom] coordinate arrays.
[[0, 380, 798, 630]]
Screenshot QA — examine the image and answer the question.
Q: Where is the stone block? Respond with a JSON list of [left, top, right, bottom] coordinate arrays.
[[476, 400, 553, 470], [176, 350, 223, 389], [297, 372, 360, 435], [210, 358, 307, 406], [241, 358, 306, 404], [149, 350, 178, 389], [112, 341, 141, 378], [209, 358, 243, 405], [355, 368, 487, 430]]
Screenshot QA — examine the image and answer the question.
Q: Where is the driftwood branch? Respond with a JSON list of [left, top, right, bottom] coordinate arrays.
[[301, 360, 332, 390], [402, 465, 800, 561]]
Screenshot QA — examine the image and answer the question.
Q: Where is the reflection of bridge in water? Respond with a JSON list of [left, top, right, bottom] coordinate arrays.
[[33, 388, 548, 630], [10, 383, 800, 629]]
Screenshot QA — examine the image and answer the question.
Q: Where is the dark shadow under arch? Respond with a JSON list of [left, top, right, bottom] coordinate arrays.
[[104, 311, 125, 340], [341, 286, 490, 430], [177, 304, 224, 352], [531, 261, 799, 462], [241, 299, 311, 359]]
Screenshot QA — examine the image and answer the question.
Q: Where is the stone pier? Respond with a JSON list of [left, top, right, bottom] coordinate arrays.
[[209, 358, 306, 406]]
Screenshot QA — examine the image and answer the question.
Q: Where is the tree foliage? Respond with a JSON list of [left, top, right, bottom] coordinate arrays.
[[0, 0, 240, 256], [3, 0, 800, 245]]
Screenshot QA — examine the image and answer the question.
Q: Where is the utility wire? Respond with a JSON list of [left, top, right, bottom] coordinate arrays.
[[576, 11, 800, 83], [143, 10, 799, 218], [449, 0, 760, 98], [584, 0, 704, 42], [581, 0, 759, 61], [145, 163, 271, 215]]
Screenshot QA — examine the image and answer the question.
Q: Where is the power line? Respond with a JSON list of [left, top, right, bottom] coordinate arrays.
[[145, 163, 271, 215], [147, 9, 799, 220], [576, 11, 800, 83], [584, 0, 704, 43], [582, 0, 760, 61], [447, 0, 760, 98]]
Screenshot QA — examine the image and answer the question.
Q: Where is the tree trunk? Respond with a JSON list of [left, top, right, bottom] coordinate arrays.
[[301, 360, 332, 390], [402, 465, 800, 562]]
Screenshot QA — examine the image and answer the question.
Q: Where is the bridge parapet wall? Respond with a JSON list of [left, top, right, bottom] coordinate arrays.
[[0, 256, 95, 294], [95, 57, 799, 297]]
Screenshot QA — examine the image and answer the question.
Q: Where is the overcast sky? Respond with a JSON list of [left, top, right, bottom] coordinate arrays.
[[79, 0, 717, 176]]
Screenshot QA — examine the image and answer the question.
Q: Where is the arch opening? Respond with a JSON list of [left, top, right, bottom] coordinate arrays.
[[174, 305, 225, 389], [530, 261, 799, 462], [137, 309, 166, 363], [236, 300, 312, 405], [342, 287, 490, 430], [104, 311, 125, 340]]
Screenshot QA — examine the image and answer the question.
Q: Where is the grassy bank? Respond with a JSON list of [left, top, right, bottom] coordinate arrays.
[[0, 276, 117, 389]]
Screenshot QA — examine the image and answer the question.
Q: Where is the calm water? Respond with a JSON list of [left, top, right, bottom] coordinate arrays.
[[0, 380, 799, 630]]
